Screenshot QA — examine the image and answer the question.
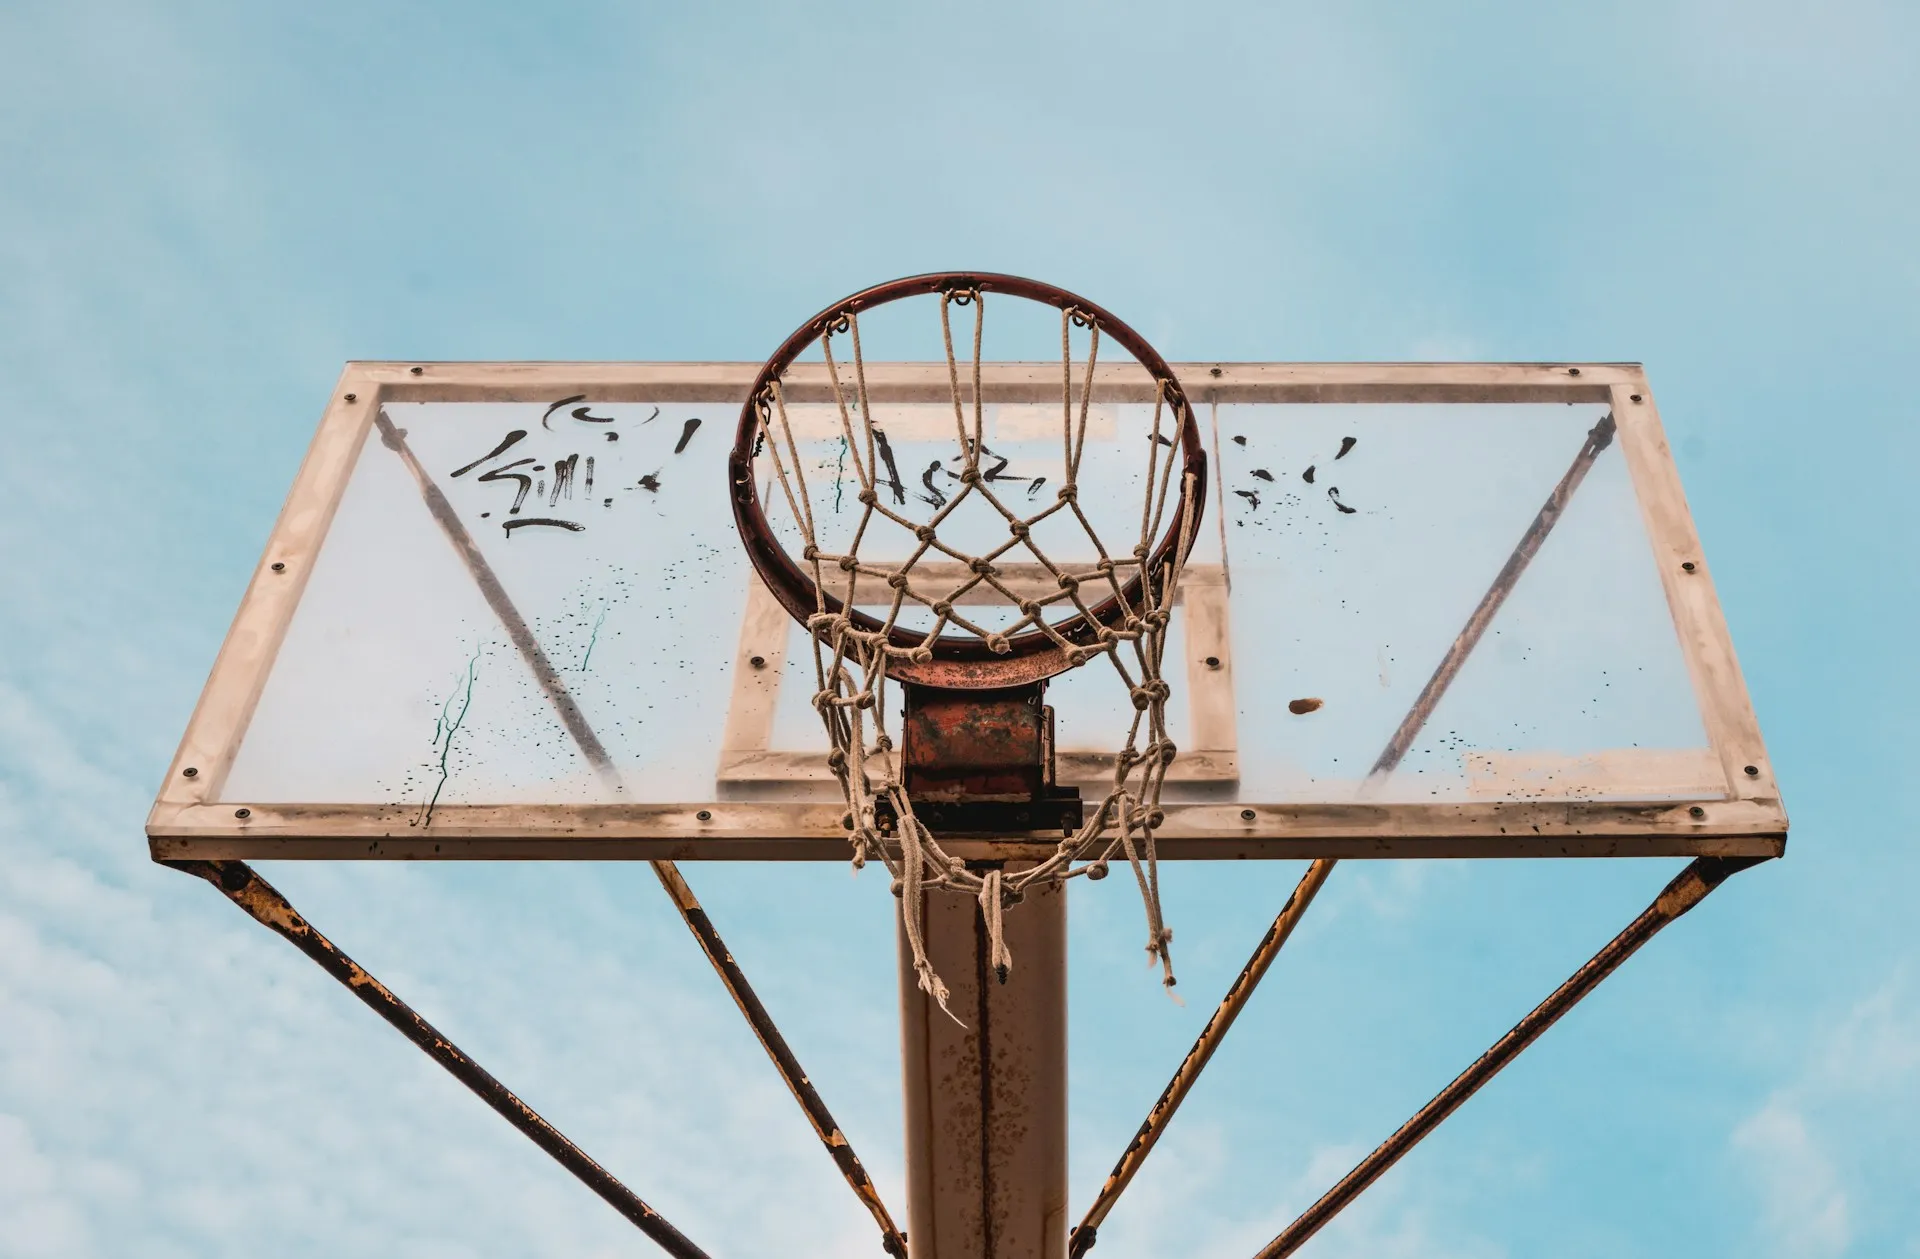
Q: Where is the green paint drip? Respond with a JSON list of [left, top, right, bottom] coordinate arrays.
[[421, 647, 481, 828], [580, 606, 609, 672]]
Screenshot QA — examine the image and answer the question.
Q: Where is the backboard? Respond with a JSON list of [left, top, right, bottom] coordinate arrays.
[[147, 361, 1785, 863]]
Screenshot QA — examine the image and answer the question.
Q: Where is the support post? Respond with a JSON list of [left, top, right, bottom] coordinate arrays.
[[901, 873, 1068, 1259]]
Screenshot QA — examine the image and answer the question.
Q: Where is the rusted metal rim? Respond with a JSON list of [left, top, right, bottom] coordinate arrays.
[[729, 272, 1208, 689]]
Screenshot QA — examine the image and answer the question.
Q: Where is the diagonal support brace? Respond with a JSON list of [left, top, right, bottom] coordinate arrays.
[[1070, 858, 1336, 1257], [650, 862, 908, 1256], [167, 859, 712, 1259], [1251, 854, 1767, 1259]]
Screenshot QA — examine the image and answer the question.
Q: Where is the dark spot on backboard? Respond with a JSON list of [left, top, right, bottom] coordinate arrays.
[[1288, 697, 1324, 715]]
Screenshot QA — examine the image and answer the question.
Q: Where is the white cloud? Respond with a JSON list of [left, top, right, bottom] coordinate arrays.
[[1067, 1116, 1505, 1259], [1729, 969, 1920, 1259], [1731, 1099, 1851, 1259], [0, 1114, 92, 1258]]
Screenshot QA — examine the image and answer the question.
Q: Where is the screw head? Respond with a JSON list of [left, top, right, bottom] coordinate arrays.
[[1567, 367, 1582, 376], [696, 809, 713, 822], [234, 807, 251, 819], [1204, 655, 1221, 669], [1689, 805, 1706, 819], [1209, 366, 1223, 378], [343, 393, 357, 402], [410, 365, 424, 375], [1744, 764, 1760, 777], [1682, 561, 1697, 572], [181, 766, 198, 778], [1240, 808, 1257, 822], [749, 655, 767, 669], [270, 561, 286, 572], [1630, 393, 1644, 403]]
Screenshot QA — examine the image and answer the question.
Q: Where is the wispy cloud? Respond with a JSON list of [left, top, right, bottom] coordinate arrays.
[[1729, 969, 1920, 1259]]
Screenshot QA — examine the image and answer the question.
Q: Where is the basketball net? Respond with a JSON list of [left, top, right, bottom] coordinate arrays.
[[750, 288, 1199, 1014]]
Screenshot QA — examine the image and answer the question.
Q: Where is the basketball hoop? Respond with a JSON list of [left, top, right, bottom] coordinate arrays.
[[730, 272, 1208, 1009]]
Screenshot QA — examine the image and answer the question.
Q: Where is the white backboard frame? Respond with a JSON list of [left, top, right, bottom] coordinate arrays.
[[147, 361, 1786, 862]]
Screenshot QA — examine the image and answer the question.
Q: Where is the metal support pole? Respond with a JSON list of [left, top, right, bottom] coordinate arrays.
[[169, 859, 710, 1259], [901, 873, 1068, 1259], [1250, 854, 1765, 1259]]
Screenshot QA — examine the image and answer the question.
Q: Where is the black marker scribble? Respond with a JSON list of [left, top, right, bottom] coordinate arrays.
[[638, 472, 662, 493], [540, 395, 587, 430], [452, 430, 528, 478], [605, 431, 620, 442], [1302, 465, 1316, 484], [1149, 433, 1174, 447], [1336, 436, 1357, 460], [479, 458, 536, 514], [570, 405, 615, 424], [674, 417, 702, 454], [641, 406, 661, 424], [1328, 487, 1356, 514], [1231, 435, 1247, 447], [503, 517, 586, 535], [979, 444, 1012, 482], [920, 460, 948, 509], [1234, 489, 1261, 510], [550, 454, 578, 504], [1250, 468, 1274, 482], [872, 427, 906, 505], [1027, 476, 1046, 496], [584, 456, 595, 495]]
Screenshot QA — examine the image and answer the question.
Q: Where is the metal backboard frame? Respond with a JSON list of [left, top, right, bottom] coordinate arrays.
[[146, 361, 1785, 864]]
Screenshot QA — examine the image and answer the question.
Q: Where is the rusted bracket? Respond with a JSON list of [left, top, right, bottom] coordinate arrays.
[[1248, 853, 1768, 1259], [888, 680, 1083, 835], [166, 858, 711, 1258]]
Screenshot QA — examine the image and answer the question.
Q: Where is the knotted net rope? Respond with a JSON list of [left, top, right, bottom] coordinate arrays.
[[751, 288, 1199, 1012]]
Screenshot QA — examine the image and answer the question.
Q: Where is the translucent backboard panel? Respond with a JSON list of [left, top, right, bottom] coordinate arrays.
[[149, 363, 1784, 860]]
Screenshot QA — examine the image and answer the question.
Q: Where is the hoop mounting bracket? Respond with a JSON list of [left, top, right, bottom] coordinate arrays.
[[883, 681, 1084, 835]]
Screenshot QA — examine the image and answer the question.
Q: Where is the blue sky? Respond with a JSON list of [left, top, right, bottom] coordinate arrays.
[[3, 1, 1917, 1256]]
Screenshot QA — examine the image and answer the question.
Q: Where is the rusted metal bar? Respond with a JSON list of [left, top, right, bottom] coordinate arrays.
[[1367, 411, 1616, 780], [1068, 858, 1335, 1258], [167, 858, 710, 1259], [379, 413, 907, 1253], [1250, 854, 1765, 1259], [650, 862, 909, 1257]]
